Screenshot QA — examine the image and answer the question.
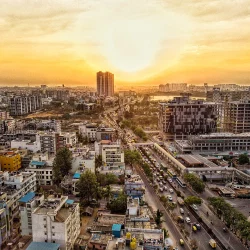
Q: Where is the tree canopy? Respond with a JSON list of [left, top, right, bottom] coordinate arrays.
[[184, 196, 202, 205], [184, 173, 205, 193], [238, 154, 249, 165], [124, 150, 141, 166], [53, 147, 72, 184], [77, 170, 98, 205], [108, 192, 127, 214]]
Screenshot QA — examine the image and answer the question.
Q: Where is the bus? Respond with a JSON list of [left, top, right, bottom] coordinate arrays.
[[167, 170, 177, 179], [176, 177, 187, 188]]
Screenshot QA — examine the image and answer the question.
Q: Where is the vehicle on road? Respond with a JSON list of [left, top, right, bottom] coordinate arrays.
[[194, 223, 201, 230], [177, 216, 184, 223], [192, 225, 197, 232], [180, 208, 184, 214], [192, 204, 198, 211], [169, 188, 174, 193], [185, 217, 191, 223], [177, 197, 185, 206], [159, 187, 164, 192], [168, 195, 173, 201], [209, 239, 217, 248], [179, 239, 184, 245], [164, 186, 168, 191]]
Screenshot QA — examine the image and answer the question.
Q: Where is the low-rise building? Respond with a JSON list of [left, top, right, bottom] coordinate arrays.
[[0, 150, 21, 172], [79, 123, 98, 142], [125, 175, 145, 198], [32, 194, 80, 250], [11, 139, 41, 153]]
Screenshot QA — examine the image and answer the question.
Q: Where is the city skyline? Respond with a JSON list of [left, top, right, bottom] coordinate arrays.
[[1, 0, 250, 87]]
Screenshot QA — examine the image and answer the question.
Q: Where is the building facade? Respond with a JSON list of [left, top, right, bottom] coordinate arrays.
[[159, 96, 218, 139], [32, 194, 80, 250], [0, 151, 21, 172], [97, 71, 114, 97], [10, 95, 42, 116]]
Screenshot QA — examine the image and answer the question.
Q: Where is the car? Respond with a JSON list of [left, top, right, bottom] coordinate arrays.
[[192, 204, 198, 211], [168, 178, 172, 183], [177, 216, 184, 223], [194, 223, 201, 230], [180, 208, 184, 214], [168, 196, 173, 201], [192, 225, 197, 232], [185, 217, 191, 223], [179, 239, 184, 245], [169, 188, 174, 193], [164, 186, 168, 191]]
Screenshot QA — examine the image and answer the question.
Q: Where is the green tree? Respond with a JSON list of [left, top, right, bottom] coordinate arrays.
[[77, 170, 99, 204], [184, 173, 205, 193], [53, 147, 72, 184], [95, 155, 103, 169], [108, 192, 127, 214], [155, 209, 163, 225], [184, 196, 202, 205], [238, 154, 249, 165], [124, 150, 141, 166]]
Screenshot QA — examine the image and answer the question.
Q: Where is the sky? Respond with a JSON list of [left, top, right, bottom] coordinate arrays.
[[1, 0, 250, 87]]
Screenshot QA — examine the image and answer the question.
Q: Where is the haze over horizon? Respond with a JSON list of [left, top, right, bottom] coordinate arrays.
[[1, 0, 250, 87]]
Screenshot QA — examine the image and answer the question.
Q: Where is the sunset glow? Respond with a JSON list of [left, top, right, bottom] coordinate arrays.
[[1, 0, 250, 86]]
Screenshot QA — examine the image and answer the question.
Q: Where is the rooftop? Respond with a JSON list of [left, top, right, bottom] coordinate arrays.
[[19, 192, 35, 203], [30, 161, 46, 166], [89, 233, 112, 245], [27, 242, 60, 250]]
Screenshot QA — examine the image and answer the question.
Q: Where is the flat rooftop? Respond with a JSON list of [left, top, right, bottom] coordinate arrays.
[[89, 233, 112, 245], [98, 213, 125, 225]]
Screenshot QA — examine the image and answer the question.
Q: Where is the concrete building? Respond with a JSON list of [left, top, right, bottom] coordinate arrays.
[[37, 120, 61, 132], [79, 123, 98, 142], [159, 83, 187, 92], [11, 139, 41, 153], [0, 150, 21, 172], [0, 171, 37, 245], [26, 160, 53, 186], [223, 100, 250, 133], [125, 174, 145, 198], [19, 192, 45, 236], [97, 71, 114, 97], [96, 127, 115, 142], [175, 132, 250, 154], [32, 194, 80, 250], [159, 96, 218, 139], [10, 95, 42, 116]]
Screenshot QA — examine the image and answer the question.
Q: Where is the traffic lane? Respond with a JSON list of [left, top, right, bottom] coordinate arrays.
[[135, 165, 192, 250]]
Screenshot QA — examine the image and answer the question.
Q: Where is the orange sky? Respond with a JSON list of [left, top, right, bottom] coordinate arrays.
[[1, 0, 250, 87]]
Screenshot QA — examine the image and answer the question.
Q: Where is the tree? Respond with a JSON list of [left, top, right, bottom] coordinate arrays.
[[95, 155, 103, 169], [124, 150, 141, 166], [96, 173, 119, 186], [108, 192, 127, 214], [184, 196, 202, 205], [184, 173, 205, 193], [53, 147, 72, 184], [238, 154, 249, 165], [155, 209, 163, 225], [78, 170, 99, 205]]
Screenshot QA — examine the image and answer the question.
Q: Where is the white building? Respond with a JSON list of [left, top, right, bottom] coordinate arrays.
[[0, 171, 37, 242], [11, 139, 41, 152], [78, 123, 98, 141], [37, 119, 61, 133], [32, 194, 80, 250], [26, 160, 53, 186], [19, 192, 45, 236]]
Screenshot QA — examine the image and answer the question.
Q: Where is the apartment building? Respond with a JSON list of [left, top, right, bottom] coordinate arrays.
[[37, 119, 61, 132], [223, 100, 250, 133], [19, 192, 45, 236], [159, 96, 218, 139], [101, 142, 124, 167], [79, 123, 98, 142], [97, 71, 114, 97], [0, 171, 37, 246], [26, 160, 53, 186], [176, 132, 250, 154], [32, 194, 80, 250], [159, 83, 187, 92], [10, 95, 42, 116], [96, 127, 115, 141], [0, 151, 21, 172], [11, 139, 41, 153]]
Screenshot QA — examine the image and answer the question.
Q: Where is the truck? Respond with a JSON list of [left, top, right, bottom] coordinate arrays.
[[209, 239, 216, 248], [177, 197, 185, 206]]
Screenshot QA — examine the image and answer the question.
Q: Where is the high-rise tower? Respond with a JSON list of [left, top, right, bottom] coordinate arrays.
[[96, 71, 114, 96]]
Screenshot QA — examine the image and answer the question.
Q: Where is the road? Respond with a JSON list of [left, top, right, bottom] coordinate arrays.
[[135, 165, 192, 250], [147, 146, 248, 250]]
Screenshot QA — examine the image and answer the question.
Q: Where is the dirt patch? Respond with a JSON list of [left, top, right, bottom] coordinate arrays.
[[80, 207, 98, 235]]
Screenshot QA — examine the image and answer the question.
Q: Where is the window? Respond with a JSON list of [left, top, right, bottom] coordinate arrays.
[[52, 233, 55, 236], [44, 232, 47, 235], [53, 241, 56, 243], [52, 226, 54, 229]]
